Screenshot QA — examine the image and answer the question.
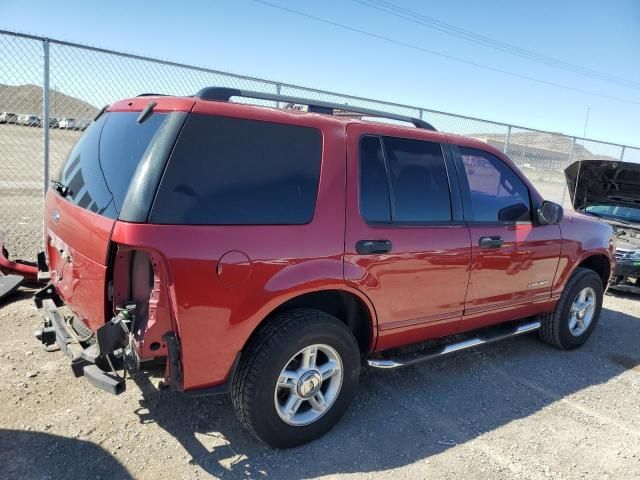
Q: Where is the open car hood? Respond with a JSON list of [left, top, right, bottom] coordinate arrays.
[[565, 160, 640, 211]]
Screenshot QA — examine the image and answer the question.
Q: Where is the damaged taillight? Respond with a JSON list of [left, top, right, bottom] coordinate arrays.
[[111, 245, 174, 362]]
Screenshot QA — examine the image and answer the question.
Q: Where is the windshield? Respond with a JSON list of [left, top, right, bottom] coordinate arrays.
[[585, 205, 640, 223]]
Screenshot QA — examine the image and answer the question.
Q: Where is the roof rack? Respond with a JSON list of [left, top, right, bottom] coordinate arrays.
[[194, 87, 437, 131]]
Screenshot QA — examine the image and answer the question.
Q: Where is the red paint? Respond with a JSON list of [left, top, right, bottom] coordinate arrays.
[[44, 95, 615, 391], [217, 251, 253, 288], [0, 239, 38, 279], [44, 190, 113, 330]]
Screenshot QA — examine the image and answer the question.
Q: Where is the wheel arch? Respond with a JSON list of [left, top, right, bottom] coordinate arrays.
[[575, 253, 612, 288], [244, 287, 378, 355]]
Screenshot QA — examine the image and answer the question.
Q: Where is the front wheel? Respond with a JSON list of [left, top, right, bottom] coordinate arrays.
[[539, 267, 603, 350], [231, 309, 361, 448]]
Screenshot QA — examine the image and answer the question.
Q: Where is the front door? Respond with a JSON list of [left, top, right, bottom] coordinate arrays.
[[344, 124, 472, 351], [452, 145, 561, 331]]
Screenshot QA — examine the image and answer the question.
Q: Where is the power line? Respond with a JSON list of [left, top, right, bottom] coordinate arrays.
[[252, 0, 640, 106], [353, 0, 640, 91]]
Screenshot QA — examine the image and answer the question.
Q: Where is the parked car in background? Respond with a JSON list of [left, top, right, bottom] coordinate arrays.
[[36, 88, 615, 448], [566, 159, 640, 293], [75, 118, 91, 130], [0, 112, 19, 124], [17, 114, 42, 127], [48, 117, 60, 128], [58, 117, 77, 129]]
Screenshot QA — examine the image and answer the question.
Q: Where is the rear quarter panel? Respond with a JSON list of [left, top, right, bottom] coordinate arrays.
[[111, 113, 359, 390]]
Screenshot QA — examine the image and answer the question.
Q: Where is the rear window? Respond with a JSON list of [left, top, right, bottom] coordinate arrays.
[[57, 112, 168, 219], [150, 114, 323, 225]]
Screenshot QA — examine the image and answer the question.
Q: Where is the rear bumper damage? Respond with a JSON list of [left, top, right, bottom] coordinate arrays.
[[35, 292, 126, 395], [33, 285, 235, 396]]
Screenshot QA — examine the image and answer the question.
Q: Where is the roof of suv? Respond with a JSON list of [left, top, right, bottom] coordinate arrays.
[[107, 94, 505, 159]]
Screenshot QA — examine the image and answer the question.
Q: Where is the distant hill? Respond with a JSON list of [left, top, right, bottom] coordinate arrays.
[[0, 84, 99, 119]]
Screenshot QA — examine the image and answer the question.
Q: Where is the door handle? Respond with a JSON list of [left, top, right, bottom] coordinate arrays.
[[356, 240, 392, 255], [479, 236, 504, 249]]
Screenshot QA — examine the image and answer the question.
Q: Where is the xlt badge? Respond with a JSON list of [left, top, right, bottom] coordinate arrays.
[[528, 280, 550, 288]]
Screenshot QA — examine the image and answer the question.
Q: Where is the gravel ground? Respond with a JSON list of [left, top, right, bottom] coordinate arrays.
[[0, 287, 639, 479]]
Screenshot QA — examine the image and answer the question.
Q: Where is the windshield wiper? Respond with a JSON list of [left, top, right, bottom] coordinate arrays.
[[51, 180, 71, 197]]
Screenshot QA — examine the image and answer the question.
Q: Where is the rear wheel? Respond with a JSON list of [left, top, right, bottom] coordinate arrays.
[[231, 309, 360, 448], [539, 267, 603, 349]]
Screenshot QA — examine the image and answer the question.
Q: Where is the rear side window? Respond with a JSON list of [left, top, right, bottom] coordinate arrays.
[[359, 136, 391, 223], [150, 115, 322, 225], [58, 112, 169, 219], [359, 135, 452, 223], [459, 147, 531, 223]]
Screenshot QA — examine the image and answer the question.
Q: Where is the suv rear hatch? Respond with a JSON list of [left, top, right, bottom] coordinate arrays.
[[44, 98, 193, 330]]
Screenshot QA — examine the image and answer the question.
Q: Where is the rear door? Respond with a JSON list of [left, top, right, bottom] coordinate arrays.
[[344, 124, 472, 351], [451, 145, 561, 331], [45, 100, 190, 329]]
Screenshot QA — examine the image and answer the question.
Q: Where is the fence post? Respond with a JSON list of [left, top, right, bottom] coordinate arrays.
[[620, 146, 626, 162], [276, 83, 281, 108], [561, 137, 576, 206], [503, 125, 511, 154], [419, 108, 423, 119], [567, 137, 576, 164], [42, 38, 50, 199]]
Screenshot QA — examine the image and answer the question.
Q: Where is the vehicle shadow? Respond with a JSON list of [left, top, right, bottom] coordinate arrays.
[[0, 286, 37, 309], [131, 304, 640, 479], [0, 429, 132, 479]]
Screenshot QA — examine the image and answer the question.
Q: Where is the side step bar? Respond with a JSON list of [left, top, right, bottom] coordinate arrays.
[[368, 319, 541, 369]]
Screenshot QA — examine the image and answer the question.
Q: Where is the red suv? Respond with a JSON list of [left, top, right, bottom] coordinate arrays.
[[36, 88, 615, 448]]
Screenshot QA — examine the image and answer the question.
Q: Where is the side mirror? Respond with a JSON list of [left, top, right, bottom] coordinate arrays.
[[538, 201, 563, 225]]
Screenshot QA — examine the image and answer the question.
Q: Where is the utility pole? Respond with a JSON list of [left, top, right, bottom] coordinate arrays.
[[583, 106, 590, 137]]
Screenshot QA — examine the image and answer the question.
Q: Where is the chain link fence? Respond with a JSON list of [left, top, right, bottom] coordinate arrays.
[[1, 29, 639, 260]]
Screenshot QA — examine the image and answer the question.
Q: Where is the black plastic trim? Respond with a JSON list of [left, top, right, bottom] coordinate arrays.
[[442, 143, 464, 222], [194, 87, 242, 101], [449, 144, 474, 223], [136, 101, 157, 124], [36, 251, 48, 272], [194, 87, 437, 131], [164, 332, 182, 390], [182, 353, 241, 397], [119, 111, 189, 223]]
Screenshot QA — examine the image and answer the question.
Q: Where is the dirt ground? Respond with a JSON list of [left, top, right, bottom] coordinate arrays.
[[0, 287, 639, 480]]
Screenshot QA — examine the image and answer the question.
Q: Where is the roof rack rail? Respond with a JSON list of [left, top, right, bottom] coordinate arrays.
[[137, 93, 168, 97], [194, 87, 437, 131]]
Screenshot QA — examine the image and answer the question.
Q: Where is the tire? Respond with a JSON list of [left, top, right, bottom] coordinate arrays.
[[231, 308, 361, 448], [539, 267, 603, 350]]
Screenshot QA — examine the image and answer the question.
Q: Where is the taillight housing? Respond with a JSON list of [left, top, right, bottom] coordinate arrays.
[[111, 245, 174, 360]]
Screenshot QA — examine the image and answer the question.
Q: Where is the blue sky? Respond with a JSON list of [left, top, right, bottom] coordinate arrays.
[[1, 0, 639, 146]]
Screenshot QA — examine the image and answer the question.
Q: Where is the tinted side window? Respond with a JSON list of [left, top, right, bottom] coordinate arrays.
[[384, 137, 452, 223], [150, 115, 322, 225], [459, 147, 531, 223], [359, 136, 391, 223]]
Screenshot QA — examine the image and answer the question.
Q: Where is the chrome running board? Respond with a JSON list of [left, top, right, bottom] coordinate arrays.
[[367, 319, 541, 369]]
